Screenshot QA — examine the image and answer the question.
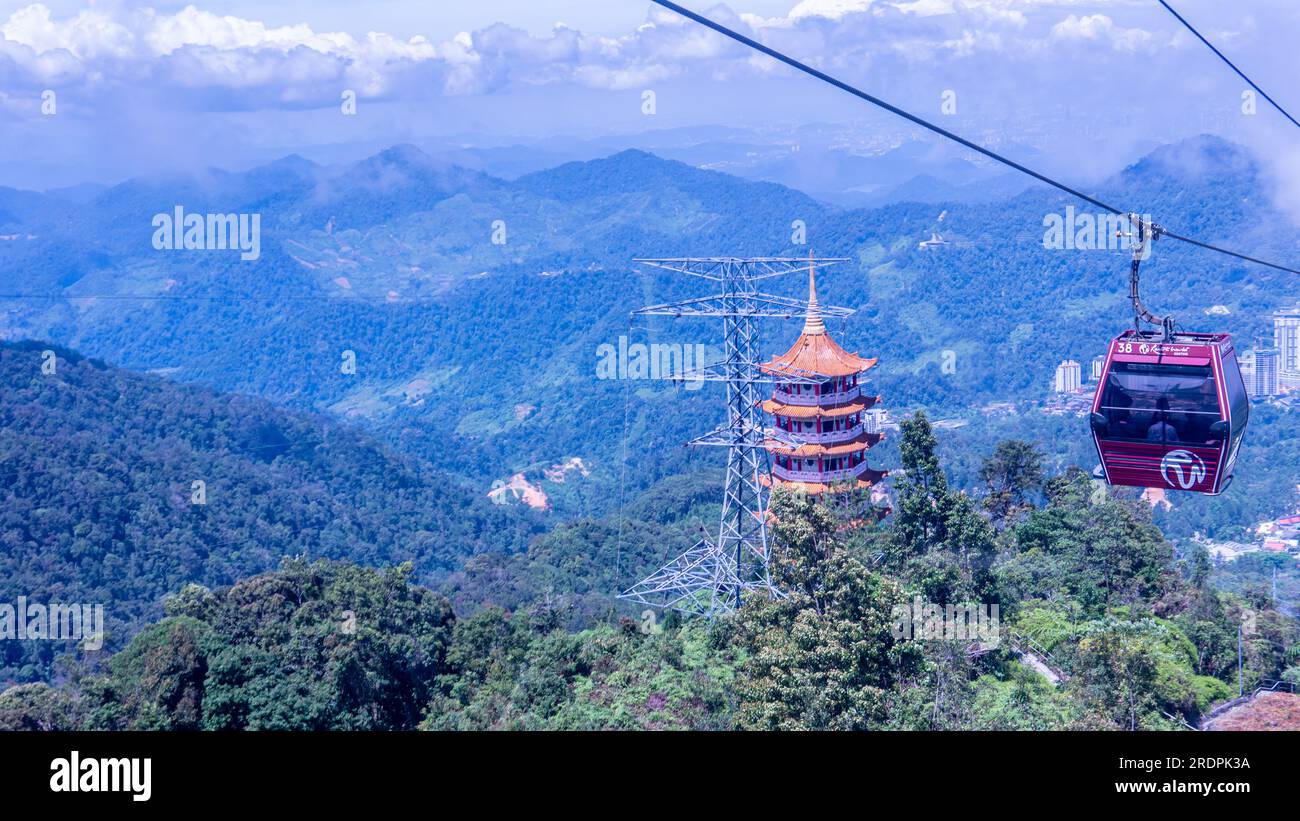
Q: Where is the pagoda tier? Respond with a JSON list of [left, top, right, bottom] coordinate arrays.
[[764, 429, 885, 458], [759, 257, 887, 497], [761, 392, 879, 418], [760, 464, 886, 494]]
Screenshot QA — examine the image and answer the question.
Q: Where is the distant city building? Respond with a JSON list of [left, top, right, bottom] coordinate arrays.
[[1090, 355, 1106, 382], [1053, 360, 1081, 393], [863, 407, 888, 434], [918, 232, 949, 249], [1239, 348, 1255, 391], [1273, 305, 1300, 389], [1251, 346, 1279, 397]]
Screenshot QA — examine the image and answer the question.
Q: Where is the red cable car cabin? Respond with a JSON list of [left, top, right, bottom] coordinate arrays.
[[1090, 330, 1248, 495]]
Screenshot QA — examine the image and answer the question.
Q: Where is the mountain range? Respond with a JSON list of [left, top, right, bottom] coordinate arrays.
[[1, 133, 1298, 538]]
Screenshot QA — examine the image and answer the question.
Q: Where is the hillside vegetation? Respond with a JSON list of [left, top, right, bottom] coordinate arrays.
[[0, 341, 541, 683], [6, 412, 1295, 730]]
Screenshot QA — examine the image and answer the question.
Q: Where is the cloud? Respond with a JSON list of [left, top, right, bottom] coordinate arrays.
[[0, 3, 451, 106], [1050, 13, 1154, 52], [0, 1, 1177, 108], [1, 4, 135, 59], [789, 0, 877, 20], [0, 0, 1294, 196]]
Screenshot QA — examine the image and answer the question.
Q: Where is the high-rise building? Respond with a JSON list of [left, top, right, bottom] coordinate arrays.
[[1273, 305, 1300, 389], [863, 407, 888, 434], [1090, 355, 1106, 382], [1239, 348, 1256, 393], [1054, 360, 1081, 393], [1253, 346, 1279, 398]]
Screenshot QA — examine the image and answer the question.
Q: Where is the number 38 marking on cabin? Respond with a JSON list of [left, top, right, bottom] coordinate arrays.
[[1115, 342, 1161, 355]]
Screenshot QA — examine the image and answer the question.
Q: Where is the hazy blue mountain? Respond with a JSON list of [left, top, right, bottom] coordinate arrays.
[[42, 182, 110, 204], [0, 134, 1296, 538], [860, 171, 1030, 207]]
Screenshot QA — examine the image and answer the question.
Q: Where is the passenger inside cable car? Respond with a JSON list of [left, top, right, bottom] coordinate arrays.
[[1096, 362, 1221, 445], [1147, 397, 1179, 443]]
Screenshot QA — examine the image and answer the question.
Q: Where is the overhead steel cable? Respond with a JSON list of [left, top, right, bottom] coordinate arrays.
[[649, 0, 1300, 277], [1157, 0, 1300, 132], [651, 0, 1123, 216], [1160, 227, 1300, 275]]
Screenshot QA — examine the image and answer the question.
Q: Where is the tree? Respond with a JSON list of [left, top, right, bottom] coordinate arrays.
[[77, 559, 456, 731], [733, 488, 924, 730], [421, 606, 737, 730], [979, 440, 1044, 527], [1008, 469, 1172, 615], [1187, 544, 1211, 589], [0, 683, 84, 731], [892, 411, 949, 559], [1071, 619, 1168, 730], [94, 618, 209, 730], [889, 412, 999, 603]]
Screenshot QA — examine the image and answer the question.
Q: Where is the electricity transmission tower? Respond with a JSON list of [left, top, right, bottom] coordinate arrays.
[[617, 256, 852, 617]]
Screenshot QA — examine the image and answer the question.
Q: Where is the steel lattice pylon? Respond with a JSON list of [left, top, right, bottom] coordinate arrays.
[[617, 256, 852, 617]]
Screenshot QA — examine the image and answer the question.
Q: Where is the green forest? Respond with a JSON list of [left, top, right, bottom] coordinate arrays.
[[0, 340, 541, 682], [4, 410, 1296, 731]]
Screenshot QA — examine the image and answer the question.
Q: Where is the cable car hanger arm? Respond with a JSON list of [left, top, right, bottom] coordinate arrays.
[[1121, 214, 1176, 341]]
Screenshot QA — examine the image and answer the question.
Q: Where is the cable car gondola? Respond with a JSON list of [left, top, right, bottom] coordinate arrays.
[[1089, 216, 1250, 495]]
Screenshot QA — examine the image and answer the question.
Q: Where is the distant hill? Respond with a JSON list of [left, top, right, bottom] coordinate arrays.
[[1, 135, 1298, 538], [0, 341, 542, 684]]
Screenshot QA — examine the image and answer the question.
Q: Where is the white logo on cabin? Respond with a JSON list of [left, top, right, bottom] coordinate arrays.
[[1160, 449, 1207, 490]]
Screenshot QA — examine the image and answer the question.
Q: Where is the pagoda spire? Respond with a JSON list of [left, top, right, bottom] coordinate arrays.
[[803, 249, 826, 335]]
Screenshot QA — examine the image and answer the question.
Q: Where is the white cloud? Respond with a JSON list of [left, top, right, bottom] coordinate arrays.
[[789, 0, 877, 20], [0, 0, 1251, 111], [1050, 13, 1153, 52], [1, 4, 134, 59]]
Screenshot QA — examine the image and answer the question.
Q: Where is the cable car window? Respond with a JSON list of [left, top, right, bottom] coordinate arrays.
[[1098, 362, 1220, 444], [1223, 356, 1249, 427]]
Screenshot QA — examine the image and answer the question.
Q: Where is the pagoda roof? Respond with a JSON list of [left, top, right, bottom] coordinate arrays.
[[760, 334, 878, 380], [762, 394, 880, 419], [758, 259, 877, 379], [761, 466, 888, 494], [765, 430, 884, 457]]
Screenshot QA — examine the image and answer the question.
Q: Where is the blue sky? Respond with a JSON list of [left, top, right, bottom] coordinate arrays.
[[2, 1, 1300, 191]]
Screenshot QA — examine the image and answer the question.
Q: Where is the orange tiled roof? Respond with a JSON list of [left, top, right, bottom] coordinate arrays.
[[765, 430, 884, 457], [762, 394, 880, 418], [760, 334, 877, 379]]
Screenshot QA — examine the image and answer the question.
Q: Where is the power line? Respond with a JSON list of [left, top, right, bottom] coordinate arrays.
[[1157, 0, 1300, 132], [649, 0, 1300, 277], [658, 1, 1122, 215]]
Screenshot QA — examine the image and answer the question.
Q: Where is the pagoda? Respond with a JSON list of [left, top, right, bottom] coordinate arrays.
[[759, 259, 887, 495]]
